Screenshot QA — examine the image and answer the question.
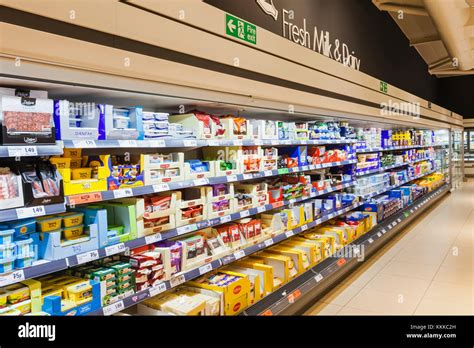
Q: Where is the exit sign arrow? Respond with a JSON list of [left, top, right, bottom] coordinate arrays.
[[227, 18, 236, 33]]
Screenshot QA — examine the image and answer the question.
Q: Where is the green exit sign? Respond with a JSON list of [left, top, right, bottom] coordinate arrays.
[[226, 13, 257, 44], [380, 81, 388, 93]]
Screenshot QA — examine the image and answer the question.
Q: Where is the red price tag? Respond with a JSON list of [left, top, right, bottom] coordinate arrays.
[[68, 192, 102, 205], [262, 310, 273, 316], [337, 258, 347, 267]]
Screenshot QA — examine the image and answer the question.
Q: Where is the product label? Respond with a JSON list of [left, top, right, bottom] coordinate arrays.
[[105, 243, 126, 256], [234, 250, 245, 259], [170, 274, 186, 287], [103, 300, 124, 316], [183, 140, 197, 147], [16, 205, 45, 219], [193, 178, 208, 186], [285, 231, 294, 238], [257, 206, 266, 213], [243, 174, 253, 180], [207, 140, 220, 146], [76, 250, 99, 264], [300, 225, 308, 232], [177, 224, 197, 235], [220, 215, 232, 224], [0, 270, 25, 287], [145, 233, 162, 244], [8, 146, 38, 157], [149, 282, 167, 297], [314, 273, 324, 282], [113, 188, 133, 199], [118, 140, 137, 147], [240, 210, 250, 218], [148, 139, 166, 148], [264, 239, 274, 247], [153, 184, 170, 192], [198, 263, 213, 275]]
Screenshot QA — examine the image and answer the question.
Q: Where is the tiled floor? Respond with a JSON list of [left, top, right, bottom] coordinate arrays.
[[305, 179, 474, 316]]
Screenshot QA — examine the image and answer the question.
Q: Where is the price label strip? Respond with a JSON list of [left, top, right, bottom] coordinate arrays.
[[76, 250, 99, 265], [234, 250, 245, 260], [170, 274, 186, 288], [0, 270, 25, 287], [103, 300, 125, 316], [16, 205, 46, 219], [149, 282, 168, 297], [198, 263, 213, 275], [8, 146, 38, 157], [105, 243, 126, 256]]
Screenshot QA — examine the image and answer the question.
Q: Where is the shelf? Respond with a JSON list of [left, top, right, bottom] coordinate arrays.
[[88, 200, 364, 315], [0, 182, 355, 288], [355, 158, 433, 176], [241, 183, 450, 316], [0, 143, 63, 157], [360, 170, 436, 199], [356, 144, 447, 154], [0, 202, 66, 223], [61, 138, 356, 149], [66, 159, 357, 206]]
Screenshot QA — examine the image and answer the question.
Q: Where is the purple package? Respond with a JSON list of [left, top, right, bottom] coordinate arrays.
[[212, 184, 228, 197], [156, 240, 182, 274]]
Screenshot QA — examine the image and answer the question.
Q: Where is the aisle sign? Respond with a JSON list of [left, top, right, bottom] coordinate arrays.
[[226, 13, 257, 44]]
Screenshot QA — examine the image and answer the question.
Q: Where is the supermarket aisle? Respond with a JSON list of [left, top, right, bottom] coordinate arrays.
[[305, 180, 474, 315]]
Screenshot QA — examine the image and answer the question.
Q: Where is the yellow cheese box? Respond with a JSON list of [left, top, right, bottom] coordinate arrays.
[[224, 265, 263, 304], [267, 246, 310, 274], [281, 240, 319, 266], [301, 233, 335, 258], [188, 270, 250, 305], [225, 294, 248, 315], [235, 260, 274, 294], [252, 252, 297, 284]]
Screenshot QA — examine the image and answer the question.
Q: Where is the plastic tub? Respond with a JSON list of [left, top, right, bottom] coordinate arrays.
[[71, 168, 92, 180], [62, 225, 84, 240], [36, 216, 62, 232], [59, 212, 84, 228], [0, 228, 14, 245]]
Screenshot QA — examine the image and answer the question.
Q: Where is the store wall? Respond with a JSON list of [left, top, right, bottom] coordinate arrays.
[[205, 0, 439, 102]]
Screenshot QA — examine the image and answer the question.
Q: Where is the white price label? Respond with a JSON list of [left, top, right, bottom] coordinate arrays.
[[8, 146, 38, 157], [254, 140, 263, 145], [220, 215, 232, 223], [207, 140, 219, 146], [16, 205, 46, 219], [149, 282, 167, 297], [145, 233, 162, 244], [113, 188, 133, 199], [283, 140, 291, 145], [234, 250, 245, 259], [149, 140, 166, 148], [368, 238, 374, 244], [243, 174, 253, 180], [177, 224, 196, 235], [257, 206, 266, 213], [105, 243, 126, 256], [397, 218, 401, 223], [234, 140, 243, 146], [73, 140, 96, 148], [103, 300, 124, 316], [118, 140, 137, 147], [410, 209, 414, 213], [264, 239, 274, 247], [193, 178, 208, 186], [170, 274, 186, 287], [264, 170, 273, 177], [377, 232, 382, 238], [271, 140, 279, 145], [381, 229, 387, 234], [314, 274, 324, 282], [240, 210, 250, 218], [183, 140, 197, 147], [392, 221, 397, 226], [0, 270, 25, 287], [285, 231, 294, 238], [302, 166, 309, 171], [198, 263, 213, 275], [153, 183, 170, 192], [227, 175, 238, 182], [300, 225, 308, 231], [289, 199, 296, 204], [77, 250, 99, 264]]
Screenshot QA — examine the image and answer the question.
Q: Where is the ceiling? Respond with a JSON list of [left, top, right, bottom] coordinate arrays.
[[373, 0, 474, 77]]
